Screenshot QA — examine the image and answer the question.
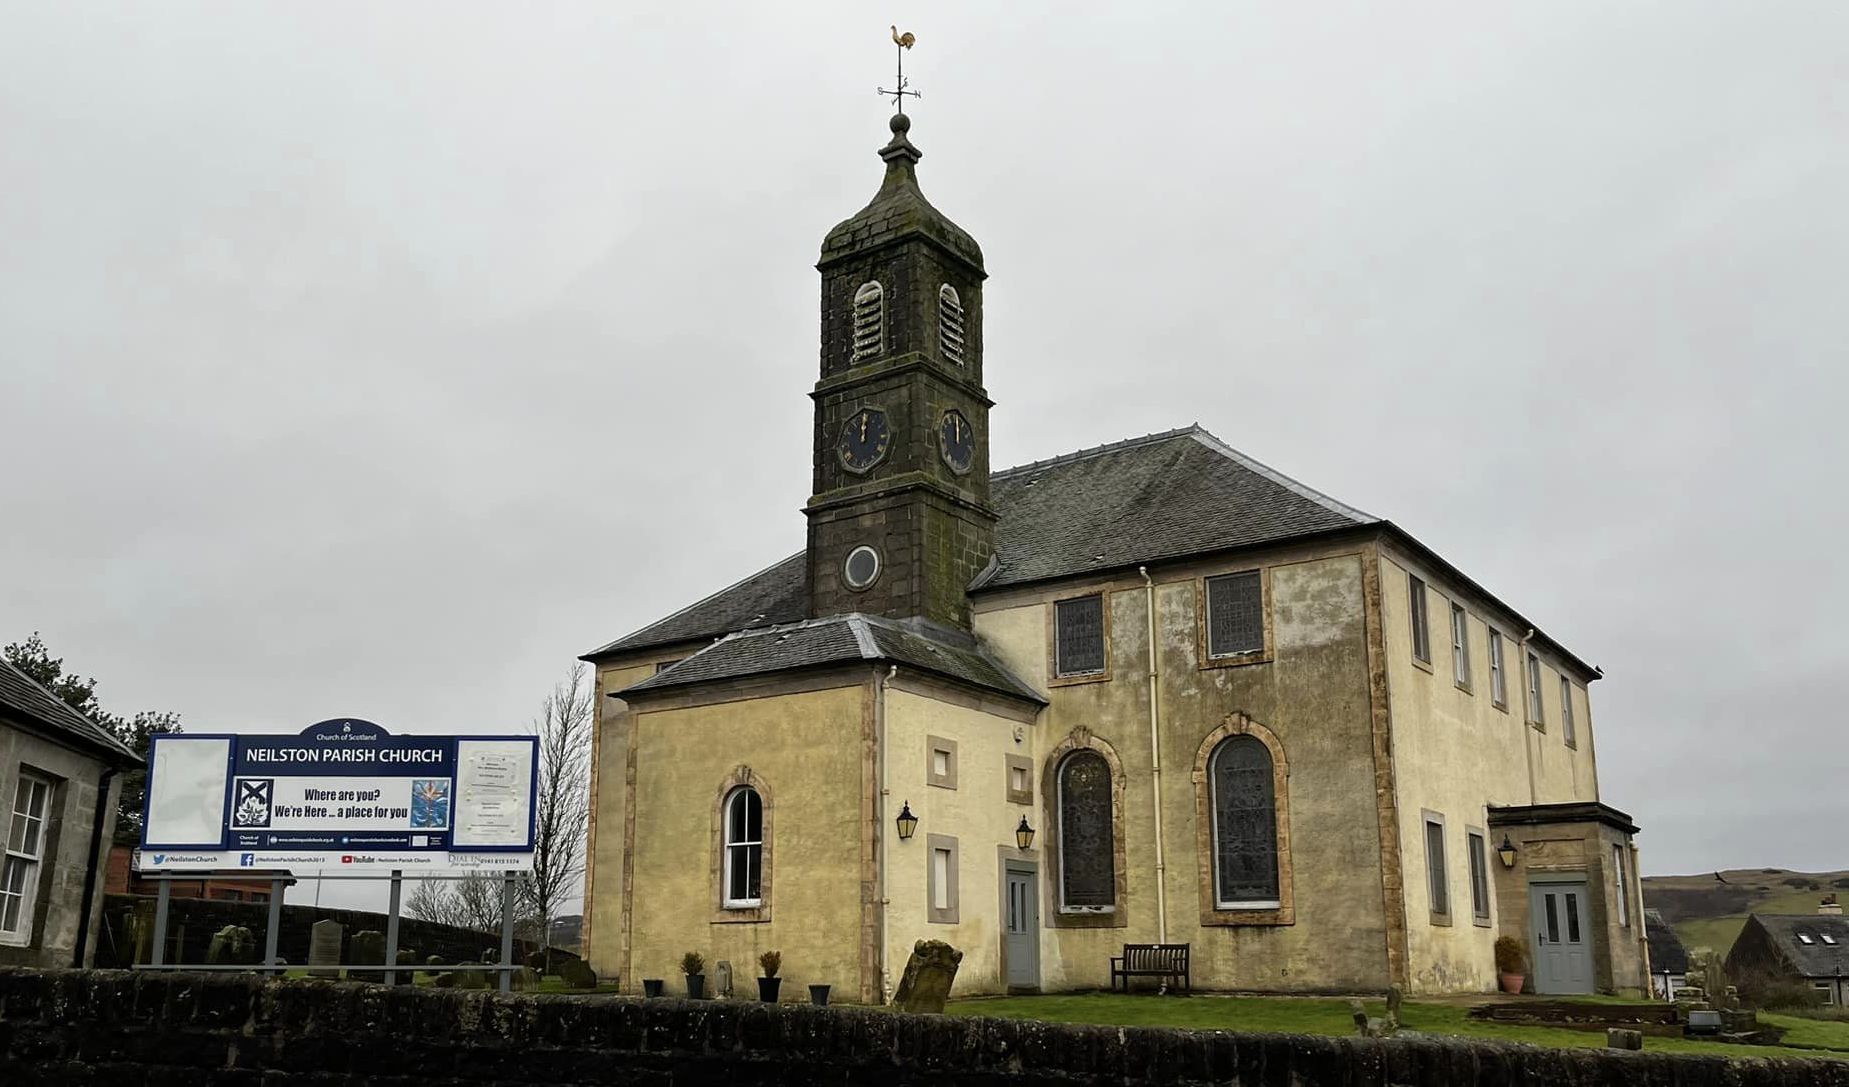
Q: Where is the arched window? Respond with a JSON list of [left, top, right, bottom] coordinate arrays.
[[1057, 750, 1115, 909], [938, 283, 966, 366], [851, 281, 884, 362], [1209, 735, 1279, 907], [722, 786, 763, 908]]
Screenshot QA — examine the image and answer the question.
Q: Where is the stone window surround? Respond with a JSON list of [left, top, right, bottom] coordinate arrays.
[[1465, 825, 1492, 927], [709, 765, 773, 925], [926, 833, 960, 924], [1450, 602, 1473, 694], [1047, 591, 1112, 686], [1190, 713, 1294, 927], [1004, 754, 1034, 806], [1408, 573, 1433, 670], [1423, 809, 1451, 926], [1487, 628, 1510, 712], [1, 766, 59, 949], [1040, 728, 1127, 929], [1561, 676, 1578, 749], [1195, 567, 1274, 671], [1526, 653, 1546, 730], [926, 735, 959, 790]]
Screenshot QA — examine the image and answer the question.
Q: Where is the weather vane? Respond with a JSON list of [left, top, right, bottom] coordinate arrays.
[[877, 26, 919, 114]]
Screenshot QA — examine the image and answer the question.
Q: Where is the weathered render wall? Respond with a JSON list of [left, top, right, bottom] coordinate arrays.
[[1376, 550, 1612, 993], [5, 968, 1842, 1086], [974, 546, 1392, 994], [624, 683, 868, 1002], [0, 726, 118, 969]]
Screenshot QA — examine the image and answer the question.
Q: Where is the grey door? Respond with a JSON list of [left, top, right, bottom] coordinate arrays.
[[1004, 863, 1039, 990], [1529, 880, 1594, 994]]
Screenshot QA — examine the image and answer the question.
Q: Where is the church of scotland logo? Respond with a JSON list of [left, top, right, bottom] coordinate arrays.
[[232, 779, 274, 828]]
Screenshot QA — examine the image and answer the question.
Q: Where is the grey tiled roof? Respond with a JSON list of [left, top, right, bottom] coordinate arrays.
[[1643, 909, 1689, 975], [1753, 914, 1849, 978], [0, 658, 138, 763], [622, 614, 1045, 706], [586, 426, 1371, 658]]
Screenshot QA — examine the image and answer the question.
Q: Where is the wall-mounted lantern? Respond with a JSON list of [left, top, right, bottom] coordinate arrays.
[[1015, 816, 1036, 851], [1497, 834, 1519, 869], [895, 801, 918, 842]]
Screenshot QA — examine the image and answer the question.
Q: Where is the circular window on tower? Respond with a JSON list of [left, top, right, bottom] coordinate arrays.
[[843, 545, 882, 591]]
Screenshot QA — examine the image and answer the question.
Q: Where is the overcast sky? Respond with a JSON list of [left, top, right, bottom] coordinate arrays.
[[4, 3, 1845, 910]]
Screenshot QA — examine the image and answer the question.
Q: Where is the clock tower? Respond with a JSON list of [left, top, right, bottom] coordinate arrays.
[[806, 113, 995, 629]]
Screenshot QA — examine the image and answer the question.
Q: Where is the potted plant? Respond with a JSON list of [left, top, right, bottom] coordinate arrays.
[[1494, 936, 1527, 995], [808, 982, 830, 1007], [681, 951, 707, 1000], [642, 977, 665, 998], [757, 950, 783, 1002]]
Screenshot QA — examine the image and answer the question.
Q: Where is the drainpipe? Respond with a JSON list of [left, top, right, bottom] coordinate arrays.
[[1518, 629, 1537, 805], [1140, 567, 1169, 946], [71, 766, 119, 968], [876, 663, 898, 1003]]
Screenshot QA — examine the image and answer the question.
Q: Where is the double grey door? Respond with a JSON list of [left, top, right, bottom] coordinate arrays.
[[1529, 880, 1593, 994], [1004, 862, 1039, 990]]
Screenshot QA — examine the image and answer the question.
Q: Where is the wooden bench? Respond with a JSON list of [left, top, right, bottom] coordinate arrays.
[[1110, 943, 1191, 993]]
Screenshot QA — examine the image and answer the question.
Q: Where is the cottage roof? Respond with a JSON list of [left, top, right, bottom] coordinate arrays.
[[1643, 908, 1689, 975], [1750, 914, 1849, 978], [620, 613, 1044, 706], [0, 657, 139, 765], [583, 426, 1597, 680]]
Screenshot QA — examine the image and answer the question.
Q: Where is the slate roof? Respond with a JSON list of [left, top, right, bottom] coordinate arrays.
[[583, 552, 808, 660], [0, 657, 139, 764], [1752, 914, 1849, 978], [621, 613, 1045, 706], [1643, 908, 1689, 976], [819, 115, 983, 271]]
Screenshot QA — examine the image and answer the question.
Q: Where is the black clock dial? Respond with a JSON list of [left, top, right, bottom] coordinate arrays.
[[837, 408, 892, 473], [938, 409, 974, 474]]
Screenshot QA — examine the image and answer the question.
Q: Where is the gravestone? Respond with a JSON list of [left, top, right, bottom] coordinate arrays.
[[308, 920, 343, 978], [892, 940, 963, 1014], [349, 931, 385, 981], [1350, 986, 1403, 1038], [559, 958, 598, 990], [206, 925, 258, 966], [455, 961, 490, 989], [715, 960, 734, 999], [393, 948, 420, 986], [1607, 1028, 1644, 1050]]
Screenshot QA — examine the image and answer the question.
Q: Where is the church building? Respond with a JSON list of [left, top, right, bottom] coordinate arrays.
[[580, 111, 1649, 1001]]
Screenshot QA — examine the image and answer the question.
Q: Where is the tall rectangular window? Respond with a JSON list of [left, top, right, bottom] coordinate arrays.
[[1, 773, 52, 944], [1527, 653, 1545, 726], [1560, 677, 1577, 746], [1613, 845, 1630, 927], [1423, 815, 1449, 919], [1488, 630, 1507, 707], [1450, 604, 1471, 689], [1205, 571, 1264, 658], [1054, 595, 1106, 677], [1408, 576, 1431, 664], [926, 834, 960, 923], [1467, 831, 1491, 922]]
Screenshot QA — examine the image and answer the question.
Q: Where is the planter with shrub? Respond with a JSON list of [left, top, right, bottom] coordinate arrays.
[[681, 951, 706, 1000], [757, 950, 783, 1002], [1494, 935, 1527, 994]]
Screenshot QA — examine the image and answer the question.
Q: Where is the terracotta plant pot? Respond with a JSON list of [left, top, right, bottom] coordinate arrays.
[[808, 983, 831, 1006], [685, 974, 706, 1000], [758, 977, 782, 1002], [1498, 973, 1525, 995]]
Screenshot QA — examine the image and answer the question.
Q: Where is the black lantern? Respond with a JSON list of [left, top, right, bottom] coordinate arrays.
[[1497, 834, 1519, 869], [895, 801, 918, 842], [1015, 816, 1036, 851]]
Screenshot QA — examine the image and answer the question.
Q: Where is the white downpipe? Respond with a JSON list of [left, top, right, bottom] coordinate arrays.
[[876, 663, 898, 1003], [1141, 567, 1169, 947]]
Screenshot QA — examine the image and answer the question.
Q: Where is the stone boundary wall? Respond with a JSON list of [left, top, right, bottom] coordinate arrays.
[[3, 968, 1846, 1086], [96, 894, 536, 969]]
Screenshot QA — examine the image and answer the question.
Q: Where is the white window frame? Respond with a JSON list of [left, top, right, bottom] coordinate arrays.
[[1408, 576, 1431, 664], [1488, 630, 1507, 707], [1450, 603, 1471, 690], [1208, 737, 1282, 911], [1814, 982, 1835, 1006], [1612, 844, 1629, 927], [2, 771, 53, 946], [1526, 653, 1545, 727], [721, 786, 763, 909], [1561, 677, 1577, 746]]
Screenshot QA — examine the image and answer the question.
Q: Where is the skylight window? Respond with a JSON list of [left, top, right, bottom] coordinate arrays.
[[1822, 934, 1838, 945], [1798, 934, 1815, 945]]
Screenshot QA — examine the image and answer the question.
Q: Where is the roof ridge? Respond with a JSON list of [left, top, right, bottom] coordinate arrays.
[[1184, 427, 1377, 524], [991, 424, 1206, 479], [583, 551, 801, 657]]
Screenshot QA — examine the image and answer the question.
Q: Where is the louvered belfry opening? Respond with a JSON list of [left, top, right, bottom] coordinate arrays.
[[851, 280, 884, 362], [938, 283, 965, 365]]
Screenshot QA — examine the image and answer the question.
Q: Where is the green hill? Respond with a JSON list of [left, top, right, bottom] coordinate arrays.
[[1643, 868, 1849, 957]]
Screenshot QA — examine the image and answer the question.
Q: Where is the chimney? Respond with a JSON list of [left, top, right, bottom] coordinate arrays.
[[1821, 895, 1842, 916]]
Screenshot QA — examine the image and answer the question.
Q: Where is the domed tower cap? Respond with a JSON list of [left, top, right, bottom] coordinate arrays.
[[818, 115, 984, 273]]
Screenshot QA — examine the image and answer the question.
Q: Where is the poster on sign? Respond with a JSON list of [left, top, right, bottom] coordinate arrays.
[[136, 719, 536, 873]]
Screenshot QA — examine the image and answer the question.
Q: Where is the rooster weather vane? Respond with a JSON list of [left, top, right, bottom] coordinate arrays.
[[878, 26, 919, 114]]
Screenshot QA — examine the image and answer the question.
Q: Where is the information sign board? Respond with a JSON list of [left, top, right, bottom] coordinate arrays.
[[137, 719, 536, 873]]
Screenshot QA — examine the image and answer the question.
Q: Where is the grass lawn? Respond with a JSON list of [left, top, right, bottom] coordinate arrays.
[[944, 994, 1849, 1062]]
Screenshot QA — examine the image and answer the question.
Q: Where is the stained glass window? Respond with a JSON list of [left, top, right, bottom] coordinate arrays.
[[1206, 571, 1264, 658], [1057, 751, 1115, 908], [1055, 596, 1106, 677], [1210, 736, 1279, 906]]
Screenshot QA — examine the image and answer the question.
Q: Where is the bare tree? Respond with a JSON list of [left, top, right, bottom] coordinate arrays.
[[406, 873, 540, 942], [520, 662, 594, 967]]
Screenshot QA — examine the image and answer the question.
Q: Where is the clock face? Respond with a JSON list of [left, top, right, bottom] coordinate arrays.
[[939, 409, 974, 474], [837, 407, 891, 473]]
